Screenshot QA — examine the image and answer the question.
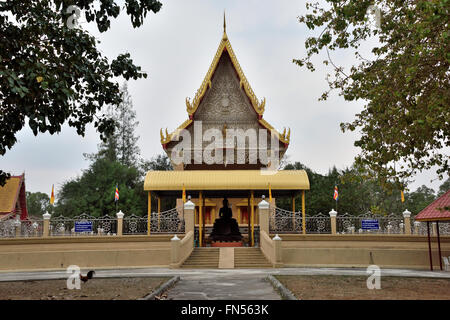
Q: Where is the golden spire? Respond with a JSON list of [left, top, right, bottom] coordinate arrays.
[[223, 11, 227, 40]]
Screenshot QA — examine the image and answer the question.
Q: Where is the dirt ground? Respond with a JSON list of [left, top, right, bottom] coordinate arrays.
[[275, 275, 450, 300], [0, 277, 170, 300]]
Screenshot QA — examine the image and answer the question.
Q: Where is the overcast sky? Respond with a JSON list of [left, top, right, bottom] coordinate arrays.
[[1, 0, 447, 196]]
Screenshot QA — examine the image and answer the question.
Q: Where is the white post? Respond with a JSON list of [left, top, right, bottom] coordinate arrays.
[[387, 224, 393, 234], [258, 196, 270, 235], [273, 234, 282, 267], [399, 222, 404, 234], [414, 221, 421, 235], [43, 212, 51, 237], [116, 210, 124, 236], [432, 222, 438, 236], [184, 198, 195, 234], [14, 217, 21, 238], [329, 209, 337, 235], [402, 209, 411, 235], [170, 235, 181, 268]]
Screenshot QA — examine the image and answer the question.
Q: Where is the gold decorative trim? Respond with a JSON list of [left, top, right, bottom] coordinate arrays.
[[258, 119, 290, 144], [160, 119, 193, 145], [186, 31, 265, 116]]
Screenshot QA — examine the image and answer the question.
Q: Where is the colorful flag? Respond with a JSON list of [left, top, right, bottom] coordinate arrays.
[[333, 185, 339, 201], [401, 190, 405, 203], [114, 184, 119, 202], [50, 184, 55, 205]]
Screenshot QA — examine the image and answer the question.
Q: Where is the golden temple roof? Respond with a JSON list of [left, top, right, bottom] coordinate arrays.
[[0, 176, 21, 214], [160, 17, 290, 146]]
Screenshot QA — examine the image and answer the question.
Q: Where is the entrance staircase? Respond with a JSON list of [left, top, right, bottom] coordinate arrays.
[[181, 247, 272, 269], [181, 248, 220, 268], [234, 247, 272, 268]]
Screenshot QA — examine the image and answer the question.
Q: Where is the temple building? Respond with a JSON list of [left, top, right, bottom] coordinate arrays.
[[144, 17, 309, 246], [0, 174, 28, 221]]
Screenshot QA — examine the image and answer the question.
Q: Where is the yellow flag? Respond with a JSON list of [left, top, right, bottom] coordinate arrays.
[[401, 190, 405, 203], [50, 184, 55, 205], [269, 183, 272, 202], [182, 185, 186, 203]]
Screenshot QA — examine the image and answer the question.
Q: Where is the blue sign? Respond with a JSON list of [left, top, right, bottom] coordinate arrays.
[[75, 221, 93, 232], [362, 219, 379, 230]]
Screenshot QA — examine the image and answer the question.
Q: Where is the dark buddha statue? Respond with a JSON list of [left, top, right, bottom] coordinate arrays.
[[209, 198, 242, 242]]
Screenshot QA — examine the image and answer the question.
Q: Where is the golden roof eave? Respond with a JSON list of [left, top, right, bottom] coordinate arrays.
[[258, 119, 290, 144], [144, 170, 310, 191], [160, 119, 193, 145]]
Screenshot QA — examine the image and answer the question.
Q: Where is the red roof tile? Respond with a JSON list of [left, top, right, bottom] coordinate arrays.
[[415, 189, 450, 221]]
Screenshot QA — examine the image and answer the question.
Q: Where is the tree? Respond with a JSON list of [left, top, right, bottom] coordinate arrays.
[[282, 161, 413, 216], [114, 82, 140, 167], [54, 157, 144, 217], [437, 177, 450, 196], [85, 82, 140, 166], [26, 191, 51, 216], [141, 154, 173, 172], [405, 185, 436, 214], [0, 0, 162, 185], [295, 0, 449, 189]]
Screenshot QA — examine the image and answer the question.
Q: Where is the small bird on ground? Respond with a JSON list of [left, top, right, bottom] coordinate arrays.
[[79, 270, 95, 283]]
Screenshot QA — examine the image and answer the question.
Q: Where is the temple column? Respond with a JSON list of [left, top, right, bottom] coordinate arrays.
[[251, 191, 255, 246], [147, 191, 151, 235], [157, 196, 161, 231], [302, 190, 306, 234], [199, 191, 203, 247], [292, 195, 296, 230], [237, 207, 241, 224]]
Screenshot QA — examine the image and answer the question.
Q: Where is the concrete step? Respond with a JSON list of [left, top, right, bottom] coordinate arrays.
[[181, 248, 220, 269], [234, 248, 272, 268]]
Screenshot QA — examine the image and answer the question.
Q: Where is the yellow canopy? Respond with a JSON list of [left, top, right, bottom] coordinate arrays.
[[144, 170, 309, 192]]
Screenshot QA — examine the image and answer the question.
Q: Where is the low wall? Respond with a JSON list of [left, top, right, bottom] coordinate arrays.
[[277, 234, 450, 270], [260, 231, 275, 265], [0, 235, 177, 271]]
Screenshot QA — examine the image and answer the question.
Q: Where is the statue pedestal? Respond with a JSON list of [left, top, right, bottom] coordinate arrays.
[[211, 241, 243, 247]]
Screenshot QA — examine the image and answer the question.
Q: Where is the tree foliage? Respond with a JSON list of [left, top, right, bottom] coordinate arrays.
[[54, 157, 144, 217], [26, 191, 51, 217], [51, 81, 174, 216], [295, 0, 450, 189], [0, 0, 162, 185], [281, 161, 447, 215]]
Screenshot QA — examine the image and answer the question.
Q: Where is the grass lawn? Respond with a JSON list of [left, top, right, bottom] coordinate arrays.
[[275, 275, 450, 300], [0, 277, 171, 300]]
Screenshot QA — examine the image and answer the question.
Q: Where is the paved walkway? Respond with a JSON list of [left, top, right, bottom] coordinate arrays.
[[166, 273, 281, 300], [1, 267, 449, 300], [1, 267, 449, 282]]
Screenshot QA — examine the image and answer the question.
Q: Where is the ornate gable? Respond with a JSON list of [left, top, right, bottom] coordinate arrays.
[[160, 17, 290, 169], [194, 52, 257, 123]]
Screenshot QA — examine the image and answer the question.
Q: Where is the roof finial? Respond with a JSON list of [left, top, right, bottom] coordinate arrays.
[[223, 11, 226, 33], [222, 11, 228, 40]]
